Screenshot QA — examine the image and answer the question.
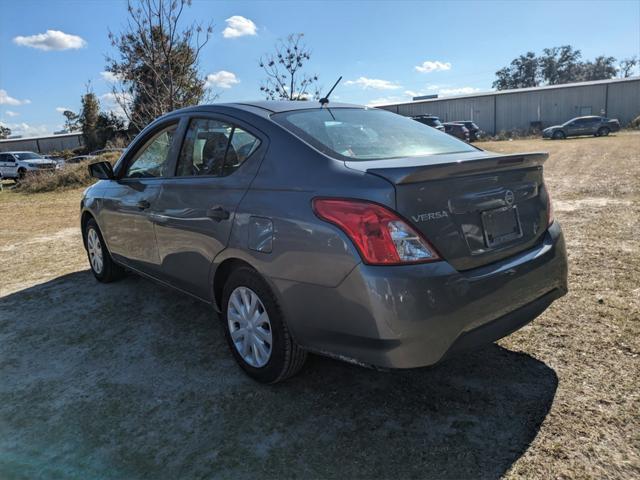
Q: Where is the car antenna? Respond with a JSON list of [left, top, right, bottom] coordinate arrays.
[[319, 76, 342, 108]]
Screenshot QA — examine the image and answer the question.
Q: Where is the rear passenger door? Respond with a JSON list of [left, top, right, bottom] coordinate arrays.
[[151, 115, 266, 300]]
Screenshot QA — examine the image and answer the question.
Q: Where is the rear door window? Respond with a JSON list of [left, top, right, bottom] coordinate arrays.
[[176, 118, 260, 177]]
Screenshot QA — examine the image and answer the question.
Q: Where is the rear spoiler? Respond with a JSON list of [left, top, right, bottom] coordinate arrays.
[[357, 152, 548, 184]]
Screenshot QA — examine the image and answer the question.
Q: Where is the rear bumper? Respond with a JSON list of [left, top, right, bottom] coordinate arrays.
[[273, 222, 568, 369]]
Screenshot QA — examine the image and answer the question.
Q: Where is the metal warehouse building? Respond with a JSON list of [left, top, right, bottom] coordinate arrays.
[[378, 77, 640, 135], [0, 132, 83, 154]]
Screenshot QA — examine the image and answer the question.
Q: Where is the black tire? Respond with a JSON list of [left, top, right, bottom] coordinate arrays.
[[552, 131, 565, 140], [17, 169, 26, 181], [597, 127, 610, 137], [84, 218, 125, 282], [222, 266, 307, 383]]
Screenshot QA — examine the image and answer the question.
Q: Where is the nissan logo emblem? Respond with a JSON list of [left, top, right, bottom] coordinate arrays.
[[504, 190, 515, 205]]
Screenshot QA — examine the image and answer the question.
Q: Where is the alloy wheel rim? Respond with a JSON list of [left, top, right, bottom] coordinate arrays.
[[87, 228, 104, 274], [227, 286, 273, 368]]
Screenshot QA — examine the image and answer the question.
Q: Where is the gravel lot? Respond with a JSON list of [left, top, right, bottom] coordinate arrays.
[[1, 132, 638, 479]]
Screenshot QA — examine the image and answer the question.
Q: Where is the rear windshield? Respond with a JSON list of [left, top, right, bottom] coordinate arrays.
[[272, 108, 475, 160]]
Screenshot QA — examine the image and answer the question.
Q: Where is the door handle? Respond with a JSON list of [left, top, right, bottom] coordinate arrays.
[[206, 206, 230, 221], [137, 200, 151, 210]]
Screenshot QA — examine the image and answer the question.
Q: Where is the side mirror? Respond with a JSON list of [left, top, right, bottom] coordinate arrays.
[[88, 161, 115, 180]]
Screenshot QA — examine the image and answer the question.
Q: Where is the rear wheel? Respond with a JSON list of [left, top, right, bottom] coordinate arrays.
[[597, 127, 610, 137], [84, 218, 125, 282], [222, 266, 307, 383], [552, 131, 565, 140]]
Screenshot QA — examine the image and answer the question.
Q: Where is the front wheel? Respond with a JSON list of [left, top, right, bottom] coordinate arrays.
[[222, 267, 307, 383], [84, 218, 125, 282], [552, 131, 565, 140], [597, 127, 610, 137]]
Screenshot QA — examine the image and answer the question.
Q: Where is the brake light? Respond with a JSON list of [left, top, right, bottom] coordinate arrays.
[[312, 198, 440, 265], [547, 188, 554, 226]]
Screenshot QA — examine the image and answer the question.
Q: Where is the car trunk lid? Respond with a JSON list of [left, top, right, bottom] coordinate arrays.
[[345, 150, 551, 270]]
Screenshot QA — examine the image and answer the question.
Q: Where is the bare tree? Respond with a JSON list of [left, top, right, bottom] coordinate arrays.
[[618, 56, 638, 78], [259, 34, 320, 101], [106, 0, 214, 132]]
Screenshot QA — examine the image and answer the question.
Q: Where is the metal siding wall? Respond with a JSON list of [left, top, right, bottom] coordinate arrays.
[[496, 85, 607, 132], [0, 139, 38, 152], [0, 134, 82, 154], [38, 136, 82, 153], [607, 81, 640, 125], [383, 79, 640, 133]]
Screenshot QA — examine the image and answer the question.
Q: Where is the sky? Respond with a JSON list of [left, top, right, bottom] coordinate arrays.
[[1, 0, 639, 137]]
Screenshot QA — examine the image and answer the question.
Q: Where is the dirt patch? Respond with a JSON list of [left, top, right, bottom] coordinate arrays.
[[1, 132, 639, 478]]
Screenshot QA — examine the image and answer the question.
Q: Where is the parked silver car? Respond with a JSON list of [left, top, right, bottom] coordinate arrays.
[[81, 101, 568, 383]]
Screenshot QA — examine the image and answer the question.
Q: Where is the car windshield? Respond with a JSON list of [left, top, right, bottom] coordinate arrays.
[[272, 108, 475, 160], [14, 152, 43, 160]]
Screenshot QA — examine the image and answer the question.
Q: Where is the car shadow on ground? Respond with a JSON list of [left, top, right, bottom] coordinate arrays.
[[0, 271, 558, 480]]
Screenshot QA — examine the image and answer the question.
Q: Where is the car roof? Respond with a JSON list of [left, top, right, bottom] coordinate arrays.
[[171, 101, 367, 118], [3, 151, 39, 154]]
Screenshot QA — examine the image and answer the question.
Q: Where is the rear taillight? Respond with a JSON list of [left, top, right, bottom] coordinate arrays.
[[547, 188, 554, 226], [312, 198, 440, 265]]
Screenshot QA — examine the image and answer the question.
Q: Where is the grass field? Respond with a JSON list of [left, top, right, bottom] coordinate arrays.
[[0, 132, 639, 479]]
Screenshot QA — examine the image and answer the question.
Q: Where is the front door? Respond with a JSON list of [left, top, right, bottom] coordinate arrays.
[[152, 116, 264, 300], [0, 153, 17, 178], [98, 122, 179, 273]]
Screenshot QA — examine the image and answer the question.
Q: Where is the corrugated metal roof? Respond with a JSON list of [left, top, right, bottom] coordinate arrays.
[[378, 76, 640, 107]]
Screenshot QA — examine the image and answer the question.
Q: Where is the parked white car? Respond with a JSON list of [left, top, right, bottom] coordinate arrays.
[[0, 151, 59, 180]]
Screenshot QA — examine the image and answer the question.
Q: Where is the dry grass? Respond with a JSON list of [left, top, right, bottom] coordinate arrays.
[[0, 132, 638, 478], [13, 151, 120, 194], [482, 132, 640, 479]]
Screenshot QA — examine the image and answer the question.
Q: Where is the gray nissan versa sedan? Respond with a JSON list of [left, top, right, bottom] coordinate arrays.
[[81, 101, 568, 383]]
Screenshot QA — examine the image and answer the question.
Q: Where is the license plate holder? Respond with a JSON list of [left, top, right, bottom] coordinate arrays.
[[481, 206, 523, 248]]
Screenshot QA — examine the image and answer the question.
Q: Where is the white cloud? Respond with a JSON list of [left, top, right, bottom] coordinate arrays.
[[366, 96, 404, 106], [100, 71, 121, 83], [55, 107, 71, 113], [415, 61, 452, 73], [205, 70, 240, 89], [13, 29, 87, 51], [439, 87, 481, 96], [345, 77, 401, 90], [222, 16, 257, 38], [5, 110, 19, 117], [0, 121, 50, 137], [0, 89, 30, 106], [100, 92, 132, 118]]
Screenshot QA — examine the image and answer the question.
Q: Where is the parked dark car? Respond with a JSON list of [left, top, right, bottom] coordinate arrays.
[[542, 116, 620, 139], [81, 101, 567, 383], [412, 114, 445, 131], [453, 121, 481, 142], [443, 122, 470, 141]]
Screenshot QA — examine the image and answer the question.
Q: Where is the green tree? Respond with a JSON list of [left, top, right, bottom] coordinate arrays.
[[259, 33, 320, 100], [579, 56, 617, 81], [492, 52, 539, 90], [106, 0, 213, 132], [539, 45, 584, 85], [0, 125, 11, 139], [96, 112, 126, 148], [80, 91, 100, 152]]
